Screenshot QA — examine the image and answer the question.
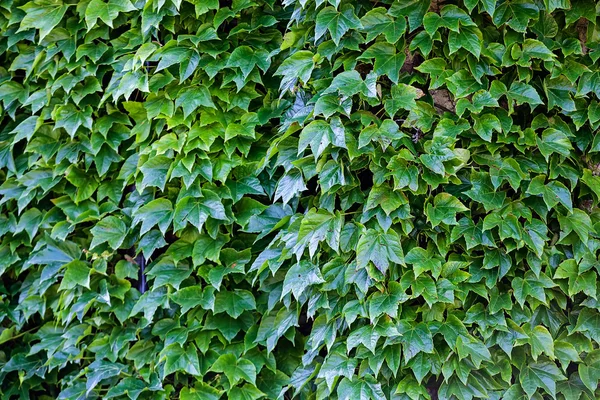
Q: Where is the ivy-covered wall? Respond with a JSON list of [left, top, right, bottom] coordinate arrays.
[[1, 0, 600, 399]]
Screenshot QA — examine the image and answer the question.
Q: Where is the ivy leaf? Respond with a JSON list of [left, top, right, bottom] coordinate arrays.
[[323, 71, 370, 98], [385, 83, 421, 117], [53, 104, 93, 138], [317, 348, 358, 390], [180, 385, 223, 400], [425, 193, 468, 228], [85, 360, 126, 395], [464, 172, 506, 211], [132, 198, 173, 235], [173, 193, 227, 232], [456, 335, 492, 368], [473, 113, 501, 141], [360, 7, 406, 44], [508, 81, 544, 107], [293, 209, 343, 258], [214, 290, 256, 318], [140, 155, 172, 191], [161, 344, 201, 376], [448, 26, 482, 58], [579, 351, 600, 393], [282, 261, 325, 299], [356, 229, 405, 273], [527, 175, 573, 213], [18, 0, 69, 41], [519, 360, 566, 399], [228, 385, 265, 400], [338, 376, 386, 400], [298, 118, 346, 159], [274, 51, 315, 92], [210, 354, 257, 385], [174, 86, 216, 118], [358, 43, 406, 84], [536, 128, 573, 160], [398, 322, 434, 363], [529, 326, 555, 361], [558, 209, 593, 242], [423, 5, 475, 35], [315, 5, 362, 45], [59, 261, 91, 290], [368, 281, 408, 320], [227, 46, 271, 79], [90, 216, 128, 250], [274, 169, 307, 204], [85, 0, 136, 29]]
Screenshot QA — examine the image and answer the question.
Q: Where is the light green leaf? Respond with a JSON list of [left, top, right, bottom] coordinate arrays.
[[210, 354, 257, 385], [425, 193, 468, 227], [356, 229, 405, 273], [315, 5, 362, 45], [90, 216, 128, 250]]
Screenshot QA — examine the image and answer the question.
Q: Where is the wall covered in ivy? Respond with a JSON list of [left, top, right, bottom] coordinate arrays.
[[1, 0, 600, 399]]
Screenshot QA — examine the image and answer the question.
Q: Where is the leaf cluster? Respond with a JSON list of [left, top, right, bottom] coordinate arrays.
[[1, 0, 600, 399]]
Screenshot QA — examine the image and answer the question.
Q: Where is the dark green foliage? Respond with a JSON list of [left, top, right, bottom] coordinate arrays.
[[1, 0, 600, 399]]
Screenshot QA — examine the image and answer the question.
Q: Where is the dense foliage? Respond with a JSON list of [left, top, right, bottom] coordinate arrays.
[[2, 0, 600, 398]]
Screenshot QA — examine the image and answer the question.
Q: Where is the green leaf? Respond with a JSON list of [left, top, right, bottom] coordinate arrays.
[[464, 171, 506, 212], [85, 0, 135, 29], [274, 51, 315, 91], [59, 261, 91, 290], [545, 76, 576, 112], [338, 376, 386, 400], [161, 344, 201, 376], [529, 326, 555, 361], [385, 84, 422, 117], [536, 128, 573, 160], [282, 261, 325, 299], [456, 335, 492, 368], [294, 209, 342, 257], [508, 81, 544, 107], [18, 0, 69, 41], [315, 5, 362, 45], [527, 175, 573, 213], [140, 155, 172, 191], [174, 86, 216, 118], [579, 351, 600, 393], [423, 5, 474, 35], [214, 289, 256, 318], [522, 38, 555, 61], [365, 184, 406, 215], [323, 71, 370, 98], [210, 354, 257, 385], [53, 104, 93, 138], [146, 257, 191, 290], [360, 7, 406, 44], [398, 322, 434, 363], [448, 26, 482, 58], [173, 193, 226, 232], [133, 198, 173, 235], [228, 385, 265, 400], [298, 118, 346, 159], [558, 209, 593, 243], [356, 229, 405, 273], [90, 216, 128, 250], [425, 193, 468, 228], [473, 113, 501, 141], [358, 43, 405, 84], [368, 281, 408, 320], [227, 46, 271, 79], [519, 360, 566, 399], [317, 348, 358, 390], [180, 385, 223, 400]]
